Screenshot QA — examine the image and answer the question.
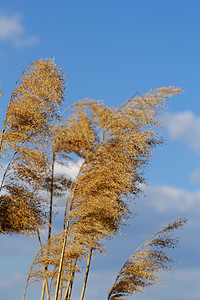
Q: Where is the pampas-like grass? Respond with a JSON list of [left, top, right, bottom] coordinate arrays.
[[0, 59, 186, 300], [0, 58, 66, 235], [107, 219, 187, 300]]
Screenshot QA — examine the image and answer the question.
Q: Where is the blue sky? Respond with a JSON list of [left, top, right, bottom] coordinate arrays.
[[0, 1, 200, 299]]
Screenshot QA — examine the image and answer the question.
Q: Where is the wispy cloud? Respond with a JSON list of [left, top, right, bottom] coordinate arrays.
[[189, 168, 200, 185], [0, 12, 38, 47], [164, 111, 200, 154], [144, 185, 200, 213], [54, 159, 84, 180], [53, 159, 84, 208]]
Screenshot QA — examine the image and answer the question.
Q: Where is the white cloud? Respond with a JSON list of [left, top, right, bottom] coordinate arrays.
[[54, 159, 84, 180], [189, 168, 200, 185], [14, 35, 38, 47], [144, 185, 200, 213], [0, 14, 24, 40], [164, 111, 200, 154], [53, 159, 84, 208], [0, 12, 38, 47]]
